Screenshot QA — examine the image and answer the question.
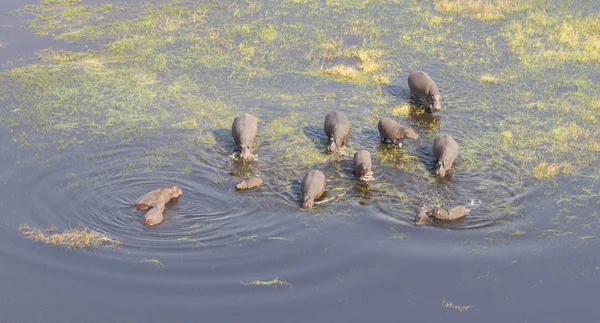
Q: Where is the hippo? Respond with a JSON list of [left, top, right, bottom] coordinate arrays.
[[301, 170, 326, 209], [141, 203, 165, 226], [324, 110, 350, 152], [408, 71, 442, 112], [431, 205, 469, 221], [377, 118, 419, 148], [232, 113, 258, 161], [134, 185, 183, 211], [235, 177, 264, 190], [353, 150, 373, 180], [433, 134, 458, 177], [415, 206, 431, 226]]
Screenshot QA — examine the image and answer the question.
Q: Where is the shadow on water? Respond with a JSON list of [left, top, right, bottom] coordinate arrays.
[[302, 125, 327, 151]]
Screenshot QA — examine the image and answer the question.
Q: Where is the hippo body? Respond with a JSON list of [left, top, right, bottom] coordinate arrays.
[[433, 134, 458, 177], [301, 170, 326, 209], [431, 205, 469, 221], [377, 118, 419, 148], [408, 71, 442, 112], [134, 185, 183, 210], [141, 203, 165, 226], [353, 150, 373, 180], [232, 113, 258, 161], [235, 177, 264, 190], [324, 110, 350, 152]]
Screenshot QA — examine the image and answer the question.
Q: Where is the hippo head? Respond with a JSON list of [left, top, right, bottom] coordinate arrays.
[[415, 206, 430, 226], [327, 137, 341, 152], [169, 185, 183, 198], [436, 162, 446, 177], [428, 94, 442, 112], [403, 127, 419, 140], [358, 165, 373, 180], [431, 206, 442, 218], [239, 143, 254, 161]]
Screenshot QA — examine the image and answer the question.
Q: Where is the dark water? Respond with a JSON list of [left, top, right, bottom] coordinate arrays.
[[1, 0, 599, 322]]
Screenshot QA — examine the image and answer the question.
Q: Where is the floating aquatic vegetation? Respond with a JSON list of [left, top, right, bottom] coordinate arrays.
[[18, 224, 119, 249]]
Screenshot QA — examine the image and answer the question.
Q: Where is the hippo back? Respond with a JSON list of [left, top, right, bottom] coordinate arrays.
[[378, 118, 400, 140], [324, 111, 350, 139], [232, 113, 258, 144], [433, 134, 458, 161], [302, 170, 326, 198]]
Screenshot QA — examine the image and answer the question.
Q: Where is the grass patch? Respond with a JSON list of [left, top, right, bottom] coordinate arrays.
[[532, 161, 571, 180], [139, 259, 164, 267], [18, 224, 119, 249], [390, 104, 412, 117], [478, 74, 499, 84], [433, 0, 541, 21], [504, 13, 600, 65], [442, 297, 473, 312], [241, 278, 291, 287]]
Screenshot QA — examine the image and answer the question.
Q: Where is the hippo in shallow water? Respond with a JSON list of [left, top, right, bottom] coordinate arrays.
[[415, 206, 431, 226], [134, 185, 183, 211], [408, 71, 442, 112], [431, 205, 469, 221], [377, 118, 419, 148], [353, 150, 373, 180], [232, 113, 258, 161], [301, 170, 326, 209], [141, 203, 165, 227], [324, 110, 350, 152], [433, 134, 458, 177], [235, 177, 264, 190]]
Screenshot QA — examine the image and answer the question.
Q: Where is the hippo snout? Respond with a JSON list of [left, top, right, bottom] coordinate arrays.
[[432, 96, 442, 112]]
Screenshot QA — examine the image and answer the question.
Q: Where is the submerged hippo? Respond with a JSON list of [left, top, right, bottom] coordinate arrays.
[[408, 71, 442, 112], [415, 206, 431, 226], [235, 177, 264, 190], [377, 118, 419, 148], [433, 134, 458, 177], [141, 203, 165, 227], [324, 110, 350, 152], [134, 185, 183, 211], [301, 170, 326, 209], [232, 113, 258, 161], [431, 205, 469, 221], [353, 150, 373, 180]]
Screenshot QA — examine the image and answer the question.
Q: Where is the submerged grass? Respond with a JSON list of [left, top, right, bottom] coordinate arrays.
[[434, 0, 542, 22], [18, 224, 119, 248], [241, 278, 291, 287]]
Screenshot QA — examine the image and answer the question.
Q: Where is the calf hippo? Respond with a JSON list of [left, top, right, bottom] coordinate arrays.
[[301, 170, 326, 209], [324, 110, 350, 152], [431, 205, 469, 221], [433, 134, 458, 177], [235, 177, 264, 190], [377, 118, 419, 148], [134, 185, 183, 211], [141, 203, 165, 227], [415, 206, 431, 226], [408, 71, 442, 112], [353, 150, 373, 180], [232, 113, 258, 161]]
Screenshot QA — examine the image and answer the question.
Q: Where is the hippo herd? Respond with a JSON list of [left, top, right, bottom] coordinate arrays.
[[134, 71, 468, 226]]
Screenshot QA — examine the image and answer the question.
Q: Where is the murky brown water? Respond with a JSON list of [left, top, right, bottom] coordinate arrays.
[[0, 0, 599, 322]]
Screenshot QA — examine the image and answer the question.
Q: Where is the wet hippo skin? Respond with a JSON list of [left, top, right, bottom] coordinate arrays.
[[377, 118, 419, 148], [408, 71, 442, 112], [134, 185, 183, 211], [235, 177, 264, 190], [232, 113, 258, 161], [353, 150, 373, 180], [301, 170, 326, 209], [433, 134, 458, 177], [324, 110, 350, 153]]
